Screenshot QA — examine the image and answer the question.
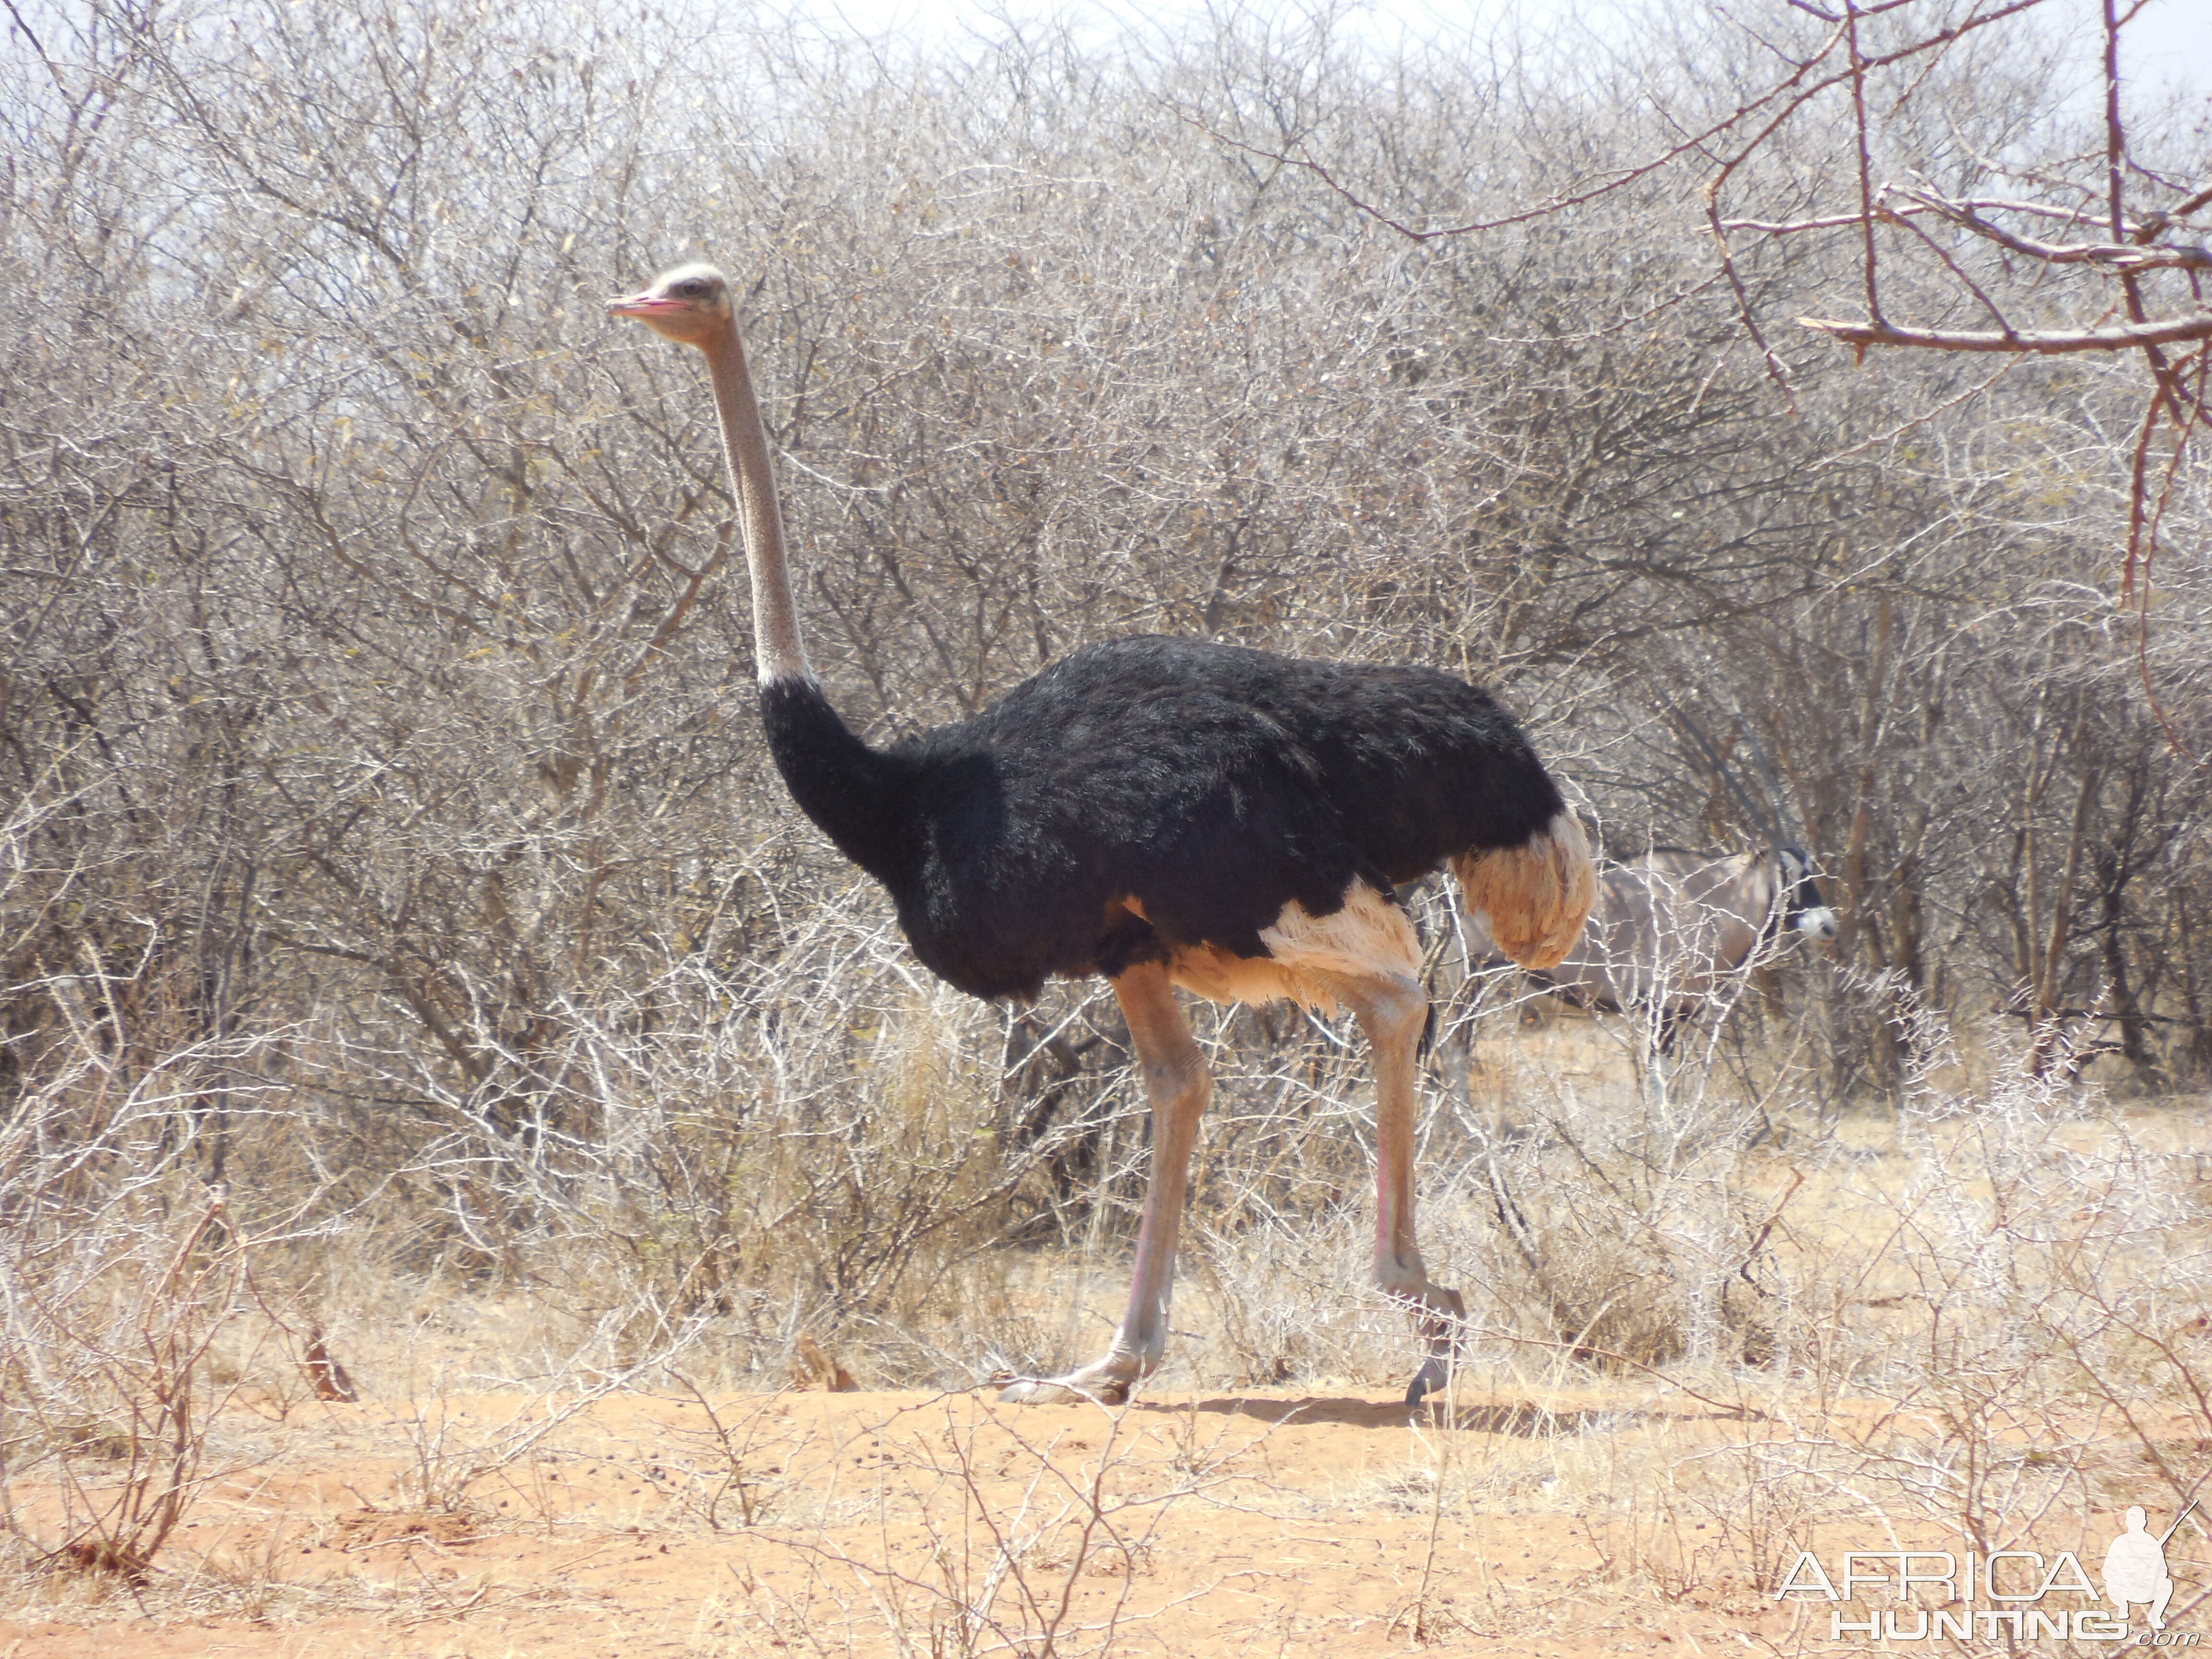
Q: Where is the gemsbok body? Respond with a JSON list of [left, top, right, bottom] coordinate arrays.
[[1512, 846, 1838, 1053]]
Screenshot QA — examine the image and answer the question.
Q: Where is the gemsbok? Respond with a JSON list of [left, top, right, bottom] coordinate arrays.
[[1504, 845, 1839, 1054]]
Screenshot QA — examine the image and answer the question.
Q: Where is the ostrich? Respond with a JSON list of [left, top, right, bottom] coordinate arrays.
[[608, 264, 1596, 1406]]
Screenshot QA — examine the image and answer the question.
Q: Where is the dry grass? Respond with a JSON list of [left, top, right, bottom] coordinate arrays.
[[5, 947, 2211, 1653]]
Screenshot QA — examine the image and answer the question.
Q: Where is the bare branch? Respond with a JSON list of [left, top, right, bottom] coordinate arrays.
[[1799, 313, 2212, 353], [1892, 189, 2212, 271], [1721, 207, 1935, 234]]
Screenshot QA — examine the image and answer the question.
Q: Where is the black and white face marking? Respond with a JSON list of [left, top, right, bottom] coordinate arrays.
[[1776, 847, 1839, 942]]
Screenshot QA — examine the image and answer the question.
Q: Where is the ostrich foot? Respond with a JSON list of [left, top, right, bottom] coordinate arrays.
[[997, 1355, 1145, 1407], [1405, 1356, 1449, 1408], [1403, 1287, 1468, 1408]]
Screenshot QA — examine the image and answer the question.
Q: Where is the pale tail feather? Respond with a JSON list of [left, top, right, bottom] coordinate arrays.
[[1450, 810, 1596, 971]]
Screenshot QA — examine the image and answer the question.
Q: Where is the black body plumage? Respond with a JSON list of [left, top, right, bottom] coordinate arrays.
[[760, 636, 1566, 1003]]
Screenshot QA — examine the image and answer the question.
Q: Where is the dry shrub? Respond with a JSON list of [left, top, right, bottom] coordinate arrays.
[[1753, 1044, 2212, 1555], [705, 1394, 1240, 1659], [1440, 1033, 1783, 1374], [273, 882, 1132, 1391], [0, 1044, 283, 1585]]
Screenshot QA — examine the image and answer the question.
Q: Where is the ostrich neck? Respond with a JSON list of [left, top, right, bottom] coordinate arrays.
[[699, 319, 914, 890], [702, 324, 812, 685]]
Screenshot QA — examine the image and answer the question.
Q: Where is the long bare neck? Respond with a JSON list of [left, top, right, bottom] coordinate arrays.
[[701, 321, 811, 685]]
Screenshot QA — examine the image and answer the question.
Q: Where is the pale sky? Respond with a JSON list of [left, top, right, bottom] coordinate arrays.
[[2116, 0, 2212, 99]]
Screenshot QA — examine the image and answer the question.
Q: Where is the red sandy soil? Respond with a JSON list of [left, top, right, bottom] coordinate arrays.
[[0, 1383, 1826, 1658]]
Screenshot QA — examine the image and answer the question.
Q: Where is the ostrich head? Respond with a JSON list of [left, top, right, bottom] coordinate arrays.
[[606, 263, 732, 349]]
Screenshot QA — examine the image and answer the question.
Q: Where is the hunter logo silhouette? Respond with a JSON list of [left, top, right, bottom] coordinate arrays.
[[2105, 1503, 2192, 1632]]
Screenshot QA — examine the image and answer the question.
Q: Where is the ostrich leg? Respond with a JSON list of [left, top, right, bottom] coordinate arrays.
[[1335, 971, 1466, 1406], [1000, 961, 1209, 1405]]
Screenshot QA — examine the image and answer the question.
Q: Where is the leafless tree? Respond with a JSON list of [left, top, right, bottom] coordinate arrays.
[[2, 0, 2207, 1398]]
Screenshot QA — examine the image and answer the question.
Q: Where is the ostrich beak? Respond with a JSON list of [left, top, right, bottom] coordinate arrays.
[[606, 291, 685, 319]]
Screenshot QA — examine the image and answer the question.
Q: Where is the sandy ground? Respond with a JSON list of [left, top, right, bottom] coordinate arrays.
[[0, 1382, 1815, 1658], [13, 1045, 2197, 1655]]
